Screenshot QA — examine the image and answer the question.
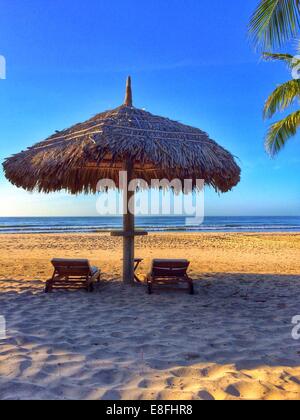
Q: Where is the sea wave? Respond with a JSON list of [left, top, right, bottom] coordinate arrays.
[[1, 223, 300, 234], [1, 216, 300, 234]]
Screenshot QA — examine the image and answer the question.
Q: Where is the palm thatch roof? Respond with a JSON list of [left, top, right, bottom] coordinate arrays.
[[3, 77, 241, 194]]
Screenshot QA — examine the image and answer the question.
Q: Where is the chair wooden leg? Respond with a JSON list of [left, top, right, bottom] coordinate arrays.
[[146, 274, 153, 294], [86, 276, 92, 292], [189, 281, 194, 295], [87, 283, 94, 292], [87, 272, 100, 292], [45, 279, 53, 293]]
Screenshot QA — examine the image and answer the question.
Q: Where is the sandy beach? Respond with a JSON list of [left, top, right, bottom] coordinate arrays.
[[1, 232, 300, 400]]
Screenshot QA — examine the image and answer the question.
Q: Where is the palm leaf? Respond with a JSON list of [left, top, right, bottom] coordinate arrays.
[[265, 110, 300, 155], [264, 79, 300, 119], [262, 52, 295, 66], [249, 0, 300, 50]]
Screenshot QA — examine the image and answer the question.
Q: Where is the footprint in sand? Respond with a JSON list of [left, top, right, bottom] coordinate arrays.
[[225, 384, 241, 398], [198, 390, 215, 400]]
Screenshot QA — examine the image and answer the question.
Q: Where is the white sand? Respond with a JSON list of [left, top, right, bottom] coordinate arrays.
[[1, 233, 300, 400], [1, 276, 300, 400]]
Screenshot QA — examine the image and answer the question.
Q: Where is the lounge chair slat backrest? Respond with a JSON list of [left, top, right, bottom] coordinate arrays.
[[51, 259, 92, 277], [151, 259, 190, 278]]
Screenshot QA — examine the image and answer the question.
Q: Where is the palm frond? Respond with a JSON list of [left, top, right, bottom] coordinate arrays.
[[264, 79, 300, 119], [263, 52, 295, 66], [249, 0, 300, 50], [263, 51, 300, 85], [265, 110, 300, 155]]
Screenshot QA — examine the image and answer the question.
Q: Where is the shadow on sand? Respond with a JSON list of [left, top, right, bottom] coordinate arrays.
[[1, 273, 300, 399]]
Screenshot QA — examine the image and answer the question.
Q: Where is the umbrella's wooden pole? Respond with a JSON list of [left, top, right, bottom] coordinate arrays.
[[123, 158, 135, 285]]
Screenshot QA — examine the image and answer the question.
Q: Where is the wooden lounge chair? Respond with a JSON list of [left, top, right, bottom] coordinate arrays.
[[146, 259, 194, 295], [45, 259, 101, 293]]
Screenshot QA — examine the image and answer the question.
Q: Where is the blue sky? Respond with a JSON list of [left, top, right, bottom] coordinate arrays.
[[0, 0, 299, 217]]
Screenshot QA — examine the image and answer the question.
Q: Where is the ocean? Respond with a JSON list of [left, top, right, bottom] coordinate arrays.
[[0, 216, 299, 234]]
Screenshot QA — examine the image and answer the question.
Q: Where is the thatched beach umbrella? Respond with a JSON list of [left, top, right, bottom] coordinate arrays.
[[3, 77, 241, 284]]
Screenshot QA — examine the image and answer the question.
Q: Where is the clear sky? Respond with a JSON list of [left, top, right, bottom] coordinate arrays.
[[0, 0, 299, 217]]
